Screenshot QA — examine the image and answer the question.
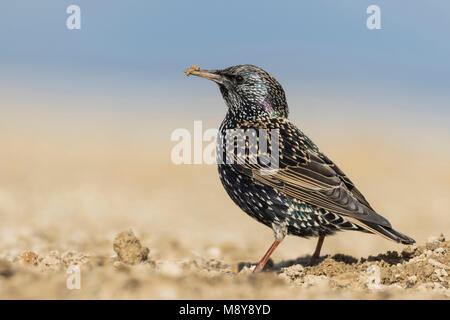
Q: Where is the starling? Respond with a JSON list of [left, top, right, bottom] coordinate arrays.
[[186, 65, 415, 273]]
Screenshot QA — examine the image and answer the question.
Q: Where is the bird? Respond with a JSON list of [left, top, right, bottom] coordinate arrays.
[[185, 64, 415, 273]]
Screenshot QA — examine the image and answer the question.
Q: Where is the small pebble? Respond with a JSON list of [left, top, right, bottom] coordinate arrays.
[[19, 251, 38, 266]]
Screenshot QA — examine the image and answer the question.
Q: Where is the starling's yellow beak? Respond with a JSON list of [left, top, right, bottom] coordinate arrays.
[[184, 65, 224, 84]]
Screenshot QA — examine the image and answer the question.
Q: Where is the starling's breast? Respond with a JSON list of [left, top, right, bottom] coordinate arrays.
[[217, 163, 286, 228]]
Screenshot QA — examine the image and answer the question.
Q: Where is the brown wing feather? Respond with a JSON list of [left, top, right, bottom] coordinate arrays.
[[318, 152, 375, 210]]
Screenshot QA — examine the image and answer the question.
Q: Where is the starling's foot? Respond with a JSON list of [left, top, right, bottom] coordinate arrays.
[[307, 235, 325, 266], [307, 255, 321, 266], [253, 238, 284, 274], [253, 262, 265, 273]]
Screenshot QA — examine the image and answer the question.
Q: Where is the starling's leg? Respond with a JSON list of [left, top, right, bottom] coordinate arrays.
[[308, 235, 325, 266], [253, 237, 285, 273]]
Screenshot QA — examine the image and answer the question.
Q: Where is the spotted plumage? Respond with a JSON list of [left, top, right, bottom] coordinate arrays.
[[186, 64, 415, 272]]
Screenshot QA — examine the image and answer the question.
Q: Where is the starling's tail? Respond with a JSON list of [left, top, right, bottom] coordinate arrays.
[[358, 221, 415, 245]]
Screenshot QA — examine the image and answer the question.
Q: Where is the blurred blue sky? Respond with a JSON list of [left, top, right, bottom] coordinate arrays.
[[1, 1, 449, 121]]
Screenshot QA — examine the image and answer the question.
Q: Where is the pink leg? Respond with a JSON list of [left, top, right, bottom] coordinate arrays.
[[253, 237, 284, 273], [308, 235, 325, 266]]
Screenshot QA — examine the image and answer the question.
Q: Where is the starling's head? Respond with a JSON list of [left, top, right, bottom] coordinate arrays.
[[187, 65, 289, 120]]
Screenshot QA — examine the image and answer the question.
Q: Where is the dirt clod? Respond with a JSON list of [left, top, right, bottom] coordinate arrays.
[[0, 234, 448, 299], [19, 251, 38, 266], [184, 65, 200, 76], [113, 229, 150, 265]]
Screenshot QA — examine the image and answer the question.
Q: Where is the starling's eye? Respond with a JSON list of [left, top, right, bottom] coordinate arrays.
[[235, 75, 244, 85]]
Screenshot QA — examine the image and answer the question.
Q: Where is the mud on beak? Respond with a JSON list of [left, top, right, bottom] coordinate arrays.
[[184, 66, 225, 85]]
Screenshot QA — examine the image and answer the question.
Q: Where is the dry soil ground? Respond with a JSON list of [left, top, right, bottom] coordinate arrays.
[[0, 113, 449, 299]]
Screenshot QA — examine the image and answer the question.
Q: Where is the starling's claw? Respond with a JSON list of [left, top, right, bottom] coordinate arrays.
[[307, 256, 321, 267], [308, 235, 325, 267]]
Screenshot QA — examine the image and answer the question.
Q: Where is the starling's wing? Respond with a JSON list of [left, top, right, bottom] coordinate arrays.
[[317, 152, 375, 211], [231, 118, 391, 228]]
